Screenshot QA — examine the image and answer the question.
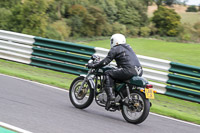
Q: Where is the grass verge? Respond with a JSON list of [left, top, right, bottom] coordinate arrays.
[[85, 38, 200, 66], [0, 59, 76, 89], [0, 59, 199, 125]]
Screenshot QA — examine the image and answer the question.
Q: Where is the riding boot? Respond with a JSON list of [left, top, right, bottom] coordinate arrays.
[[105, 87, 115, 110]]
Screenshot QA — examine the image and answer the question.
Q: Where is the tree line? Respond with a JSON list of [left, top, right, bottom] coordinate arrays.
[[0, 0, 199, 42]]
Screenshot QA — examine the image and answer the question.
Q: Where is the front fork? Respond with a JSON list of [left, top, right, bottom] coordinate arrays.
[[77, 69, 93, 94]]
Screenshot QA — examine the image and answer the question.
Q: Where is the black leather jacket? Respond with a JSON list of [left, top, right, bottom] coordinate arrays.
[[94, 44, 141, 69]]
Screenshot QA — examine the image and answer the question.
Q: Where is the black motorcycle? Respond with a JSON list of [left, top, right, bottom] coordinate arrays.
[[69, 55, 155, 124]]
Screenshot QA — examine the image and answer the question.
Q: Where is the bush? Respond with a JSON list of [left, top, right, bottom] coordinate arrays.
[[152, 6, 181, 36], [148, 23, 157, 35], [194, 22, 200, 30], [178, 24, 199, 42], [126, 25, 139, 36], [112, 22, 127, 35], [50, 20, 71, 40], [0, 8, 12, 30], [102, 22, 113, 36], [186, 6, 198, 12], [140, 26, 151, 37], [45, 26, 62, 40], [194, 22, 200, 38]]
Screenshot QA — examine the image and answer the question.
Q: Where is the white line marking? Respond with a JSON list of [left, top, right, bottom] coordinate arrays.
[[0, 73, 199, 127], [0, 121, 32, 133], [150, 112, 200, 127]]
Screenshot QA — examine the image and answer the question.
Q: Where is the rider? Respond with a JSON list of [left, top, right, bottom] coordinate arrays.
[[88, 34, 143, 110]]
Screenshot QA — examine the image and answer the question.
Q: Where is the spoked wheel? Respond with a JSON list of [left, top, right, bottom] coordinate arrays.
[[69, 76, 94, 109], [121, 90, 150, 124]]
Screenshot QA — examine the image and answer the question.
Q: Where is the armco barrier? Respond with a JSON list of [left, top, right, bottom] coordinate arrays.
[[0, 30, 199, 103]]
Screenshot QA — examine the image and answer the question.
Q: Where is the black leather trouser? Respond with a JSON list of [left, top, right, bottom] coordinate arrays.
[[104, 66, 143, 87]]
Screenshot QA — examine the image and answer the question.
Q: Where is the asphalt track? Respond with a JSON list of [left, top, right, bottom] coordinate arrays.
[[0, 74, 199, 133]]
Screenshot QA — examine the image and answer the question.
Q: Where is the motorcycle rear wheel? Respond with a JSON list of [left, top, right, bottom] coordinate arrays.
[[121, 90, 150, 124], [69, 76, 94, 109]]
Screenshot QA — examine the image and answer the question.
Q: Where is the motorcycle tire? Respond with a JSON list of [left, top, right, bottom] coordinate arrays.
[[69, 76, 94, 109], [121, 90, 150, 124]]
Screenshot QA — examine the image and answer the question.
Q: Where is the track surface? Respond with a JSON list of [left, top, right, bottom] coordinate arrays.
[[0, 74, 199, 133]]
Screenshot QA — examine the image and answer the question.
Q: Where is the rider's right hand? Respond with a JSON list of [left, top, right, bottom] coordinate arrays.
[[87, 63, 95, 68]]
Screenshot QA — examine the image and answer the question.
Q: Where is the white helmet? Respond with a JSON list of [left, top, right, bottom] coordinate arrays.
[[110, 34, 126, 48]]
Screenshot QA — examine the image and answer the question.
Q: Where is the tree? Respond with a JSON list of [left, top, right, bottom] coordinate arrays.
[[9, 0, 49, 36], [84, 6, 107, 36], [154, 0, 163, 8], [152, 6, 181, 36], [46, 0, 68, 21], [115, 0, 148, 27], [164, 0, 176, 6], [153, 0, 179, 7], [0, 0, 20, 9], [186, 6, 198, 12], [89, 0, 118, 23], [142, 0, 153, 6], [0, 8, 12, 30], [50, 20, 71, 40]]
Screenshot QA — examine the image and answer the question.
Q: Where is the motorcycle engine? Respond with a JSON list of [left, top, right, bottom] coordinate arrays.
[[97, 92, 107, 104]]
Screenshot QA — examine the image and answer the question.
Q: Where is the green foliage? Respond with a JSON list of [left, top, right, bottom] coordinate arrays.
[[0, 8, 12, 30], [46, 0, 68, 21], [50, 20, 71, 40], [186, 5, 198, 12], [116, 0, 148, 27], [67, 4, 107, 37], [90, 0, 118, 23], [148, 23, 157, 35], [87, 6, 107, 36], [140, 26, 151, 37], [126, 25, 140, 36], [193, 22, 200, 38], [0, 0, 199, 42], [45, 25, 62, 40], [178, 25, 193, 41], [154, 0, 164, 7], [9, 0, 49, 37], [0, 0, 20, 9], [101, 22, 113, 36], [112, 22, 127, 35], [164, 0, 177, 6], [0, 0, 151, 38], [177, 23, 200, 42], [194, 22, 200, 30], [152, 6, 181, 36]]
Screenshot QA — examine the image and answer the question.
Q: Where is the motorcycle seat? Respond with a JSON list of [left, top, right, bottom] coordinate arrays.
[[116, 76, 148, 87]]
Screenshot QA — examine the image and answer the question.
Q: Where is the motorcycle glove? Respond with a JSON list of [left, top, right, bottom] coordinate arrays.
[[87, 63, 95, 68]]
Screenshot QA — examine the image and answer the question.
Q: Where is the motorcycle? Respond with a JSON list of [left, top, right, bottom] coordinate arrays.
[[69, 55, 155, 124]]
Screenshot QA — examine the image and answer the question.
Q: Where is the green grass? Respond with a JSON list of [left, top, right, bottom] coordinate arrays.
[[86, 38, 200, 66], [150, 94, 200, 124], [0, 38, 200, 125], [0, 59, 77, 89]]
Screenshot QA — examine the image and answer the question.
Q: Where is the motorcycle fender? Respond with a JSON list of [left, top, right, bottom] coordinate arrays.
[[80, 75, 95, 89]]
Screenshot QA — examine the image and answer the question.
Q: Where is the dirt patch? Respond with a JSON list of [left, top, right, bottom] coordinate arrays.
[[148, 4, 189, 14]]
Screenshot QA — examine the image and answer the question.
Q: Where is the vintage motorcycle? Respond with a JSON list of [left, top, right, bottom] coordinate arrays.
[[69, 55, 155, 124]]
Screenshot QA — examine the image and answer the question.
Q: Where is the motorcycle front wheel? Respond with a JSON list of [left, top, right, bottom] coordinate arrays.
[[69, 76, 94, 109], [121, 90, 150, 124]]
